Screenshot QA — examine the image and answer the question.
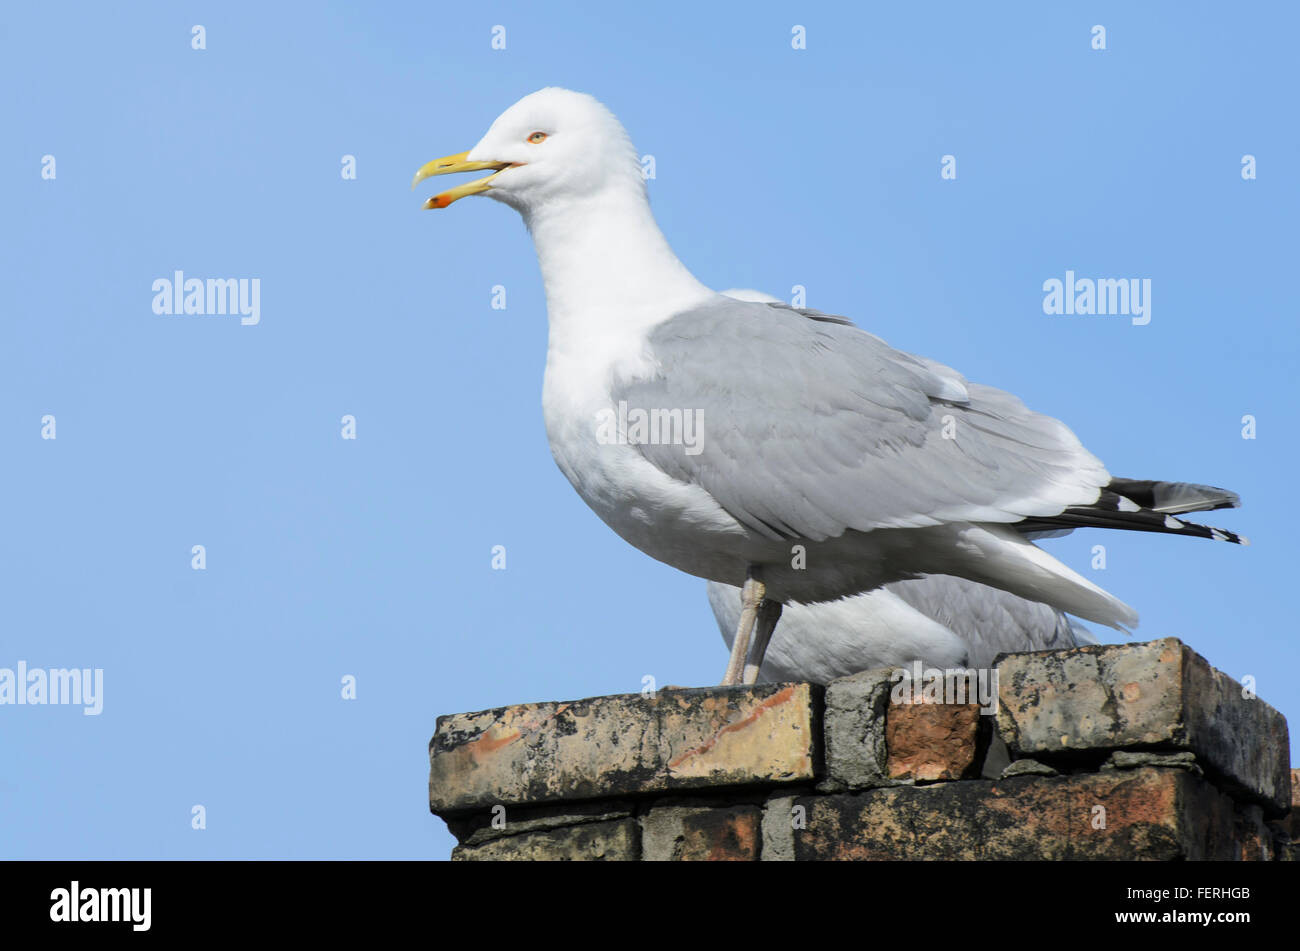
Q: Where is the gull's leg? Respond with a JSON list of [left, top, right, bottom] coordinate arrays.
[[722, 570, 764, 685], [742, 600, 783, 685]]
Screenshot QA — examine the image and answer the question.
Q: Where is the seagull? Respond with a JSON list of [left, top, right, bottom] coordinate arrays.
[[701, 291, 1237, 684], [708, 573, 1096, 684], [702, 291, 1095, 682], [413, 88, 1246, 686]]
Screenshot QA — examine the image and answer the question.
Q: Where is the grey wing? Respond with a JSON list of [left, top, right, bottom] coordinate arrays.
[[617, 297, 1109, 541], [887, 574, 1092, 669]]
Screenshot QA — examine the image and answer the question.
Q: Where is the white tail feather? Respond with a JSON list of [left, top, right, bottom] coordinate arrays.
[[944, 525, 1138, 630]]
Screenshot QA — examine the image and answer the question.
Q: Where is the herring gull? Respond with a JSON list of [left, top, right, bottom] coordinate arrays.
[[703, 290, 1240, 683], [413, 88, 1245, 686]]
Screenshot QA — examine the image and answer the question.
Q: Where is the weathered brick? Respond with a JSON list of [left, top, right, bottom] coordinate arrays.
[[886, 698, 983, 782], [792, 768, 1255, 860], [451, 818, 638, 861], [997, 638, 1291, 814], [430, 684, 818, 814], [760, 794, 797, 861], [642, 803, 760, 861], [822, 668, 893, 789], [1277, 768, 1300, 847], [1233, 804, 1275, 862]]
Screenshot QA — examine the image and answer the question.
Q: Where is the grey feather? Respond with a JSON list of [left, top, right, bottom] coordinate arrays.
[[616, 296, 1108, 543], [887, 574, 1085, 667], [707, 575, 1094, 684]]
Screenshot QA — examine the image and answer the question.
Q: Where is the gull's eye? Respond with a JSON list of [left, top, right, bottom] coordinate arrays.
[[527, 131, 548, 144]]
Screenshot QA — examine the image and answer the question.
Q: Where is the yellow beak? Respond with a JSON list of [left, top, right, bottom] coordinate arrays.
[[411, 151, 511, 209]]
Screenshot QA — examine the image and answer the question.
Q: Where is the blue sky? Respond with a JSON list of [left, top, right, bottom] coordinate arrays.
[[2, 2, 1295, 859]]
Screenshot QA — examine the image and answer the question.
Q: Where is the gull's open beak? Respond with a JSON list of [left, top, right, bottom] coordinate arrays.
[[411, 151, 511, 209]]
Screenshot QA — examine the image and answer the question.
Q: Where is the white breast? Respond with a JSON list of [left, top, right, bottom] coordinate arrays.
[[541, 334, 757, 583]]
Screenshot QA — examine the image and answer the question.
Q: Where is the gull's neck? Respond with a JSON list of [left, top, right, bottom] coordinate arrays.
[[523, 186, 715, 356]]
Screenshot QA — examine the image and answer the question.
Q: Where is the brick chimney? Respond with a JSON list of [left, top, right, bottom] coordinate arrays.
[[428, 637, 1295, 860]]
